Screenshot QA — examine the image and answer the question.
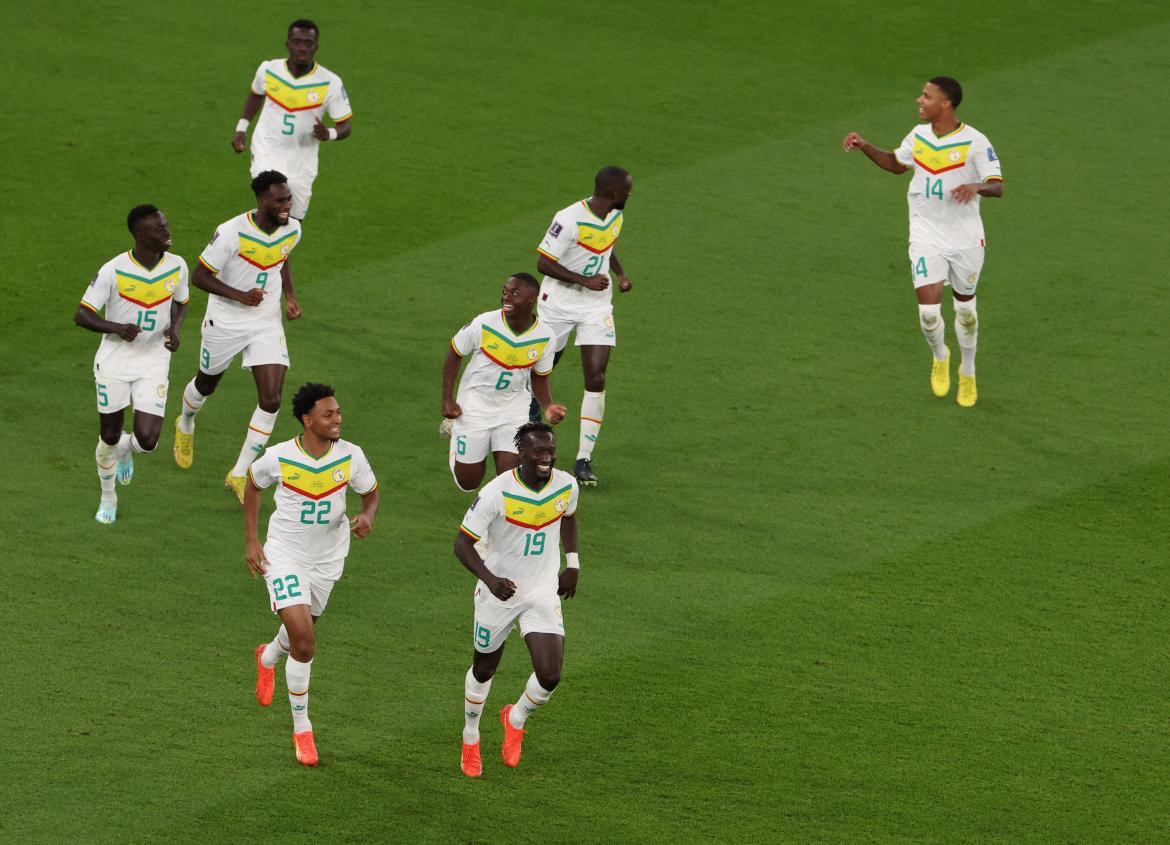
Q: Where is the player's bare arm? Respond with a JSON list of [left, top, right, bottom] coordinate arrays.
[[164, 298, 188, 352], [281, 260, 302, 320], [454, 531, 517, 600], [74, 305, 141, 342], [441, 348, 464, 419], [951, 180, 1004, 204], [312, 116, 352, 142], [349, 486, 380, 538], [193, 262, 266, 306], [610, 251, 632, 292], [243, 477, 268, 577], [537, 254, 610, 292], [232, 92, 265, 153], [843, 132, 909, 174], [531, 373, 566, 424], [558, 512, 579, 599]]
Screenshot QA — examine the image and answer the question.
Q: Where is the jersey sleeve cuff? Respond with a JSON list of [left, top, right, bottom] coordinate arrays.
[[534, 367, 553, 377], [79, 300, 99, 313], [450, 339, 465, 357], [356, 481, 379, 496], [983, 176, 1003, 182], [332, 112, 353, 123], [536, 247, 561, 262], [459, 525, 481, 541], [246, 467, 268, 490], [197, 256, 219, 274]]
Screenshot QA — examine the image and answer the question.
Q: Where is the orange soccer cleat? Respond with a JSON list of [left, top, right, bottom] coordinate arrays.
[[255, 644, 274, 707], [293, 731, 318, 766], [499, 705, 526, 768], [461, 741, 482, 778]]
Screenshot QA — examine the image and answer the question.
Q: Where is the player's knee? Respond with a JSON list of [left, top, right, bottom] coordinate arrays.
[[289, 630, 316, 661], [535, 668, 560, 691], [471, 662, 496, 684], [917, 303, 942, 330], [954, 300, 978, 327], [258, 394, 282, 414], [583, 372, 606, 392], [194, 374, 218, 395], [135, 431, 160, 452]]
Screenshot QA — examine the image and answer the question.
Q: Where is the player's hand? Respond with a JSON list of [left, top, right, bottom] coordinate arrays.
[[617, 275, 633, 293], [237, 288, 266, 307], [285, 298, 302, 320], [543, 403, 567, 424], [349, 514, 373, 538], [487, 575, 517, 601], [245, 540, 268, 578], [580, 273, 610, 291], [842, 132, 865, 152], [232, 131, 247, 153], [163, 327, 180, 352], [116, 323, 142, 342], [558, 568, 579, 599], [951, 183, 980, 204], [442, 399, 462, 419], [312, 117, 330, 141]]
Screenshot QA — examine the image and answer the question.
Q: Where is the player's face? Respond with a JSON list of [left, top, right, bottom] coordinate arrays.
[[286, 28, 319, 68], [917, 83, 949, 122], [501, 278, 537, 317], [519, 432, 557, 481], [258, 184, 293, 226], [136, 212, 173, 253], [304, 396, 341, 441], [610, 175, 633, 210]]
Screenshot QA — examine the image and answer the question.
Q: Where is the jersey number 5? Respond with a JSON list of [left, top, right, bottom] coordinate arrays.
[[282, 114, 296, 136]]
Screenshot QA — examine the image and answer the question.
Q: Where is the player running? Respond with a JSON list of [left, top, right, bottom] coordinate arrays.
[[75, 205, 189, 524], [172, 171, 303, 501], [453, 422, 581, 777], [245, 382, 380, 767], [442, 273, 566, 492], [843, 76, 1004, 407], [231, 19, 353, 220], [531, 166, 635, 486]]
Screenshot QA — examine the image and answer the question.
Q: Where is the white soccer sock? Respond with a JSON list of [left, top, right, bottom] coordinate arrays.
[[509, 673, 554, 729], [261, 625, 290, 669], [463, 668, 492, 744], [954, 297, 979, 377], [130, 433, 153, 454], [231, 406, 278, 476], [178, 380, 208, 435], [95, 438, 118, 502], [114, 431, 132, 459], [286, 656, 313, 733], [577, 391, 605, 461], [918, 303, 947, 360]]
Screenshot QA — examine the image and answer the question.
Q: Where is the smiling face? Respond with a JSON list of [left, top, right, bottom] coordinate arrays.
[[133, 211, 173, 253], [257, 181, 293, 227], [518, 430, 557, 482], [917, 82, 952, 123], [303, 395, 341, 442], [500, 276, 539, 320]]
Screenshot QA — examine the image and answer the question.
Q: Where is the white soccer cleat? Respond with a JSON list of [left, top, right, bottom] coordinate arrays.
[[95, 500, 118, 525]]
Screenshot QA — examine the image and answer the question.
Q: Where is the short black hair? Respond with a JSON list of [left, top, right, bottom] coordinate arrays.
[[288, 19, 319, 35], [514, 421, 555, 450], [292, 382, 334, 423], [127, 204, 159, 233], [251, 170, 288, 197], [509, 272, 539, 293], [929, 76, 963, 109], [594, 165, 630, 195]]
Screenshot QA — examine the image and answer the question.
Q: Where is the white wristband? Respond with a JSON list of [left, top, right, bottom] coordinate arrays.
[[565, 552, 580, 570], [326, 127, 339, 141], [235, 118, 249, 133]]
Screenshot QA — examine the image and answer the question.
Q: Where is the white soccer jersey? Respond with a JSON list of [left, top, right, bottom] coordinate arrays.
[[537, 199, 624, 315], [460, 468, 579, 594], [894, 122, 1003, 250], [248, 436, 378, 564], [198, 211, 301, 330], [80, 251, 190, 379], [451, 309, 556, 424], [250, 59, 352, 178]]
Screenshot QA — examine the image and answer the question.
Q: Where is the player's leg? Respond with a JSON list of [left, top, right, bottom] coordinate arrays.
[[500, 596, 565, 768], [263, 553, 320, 765], [529, 318, 573, 423], [949, 246, 984, 408], [450, 424, 491, 492], [575, 342, 611, 486], [94, 385, 128, 523], [913, 247, 950, 397], [174, 323, 239, 467], [490, 419, 523, 476], [127, 370, 168, 463], [225, 360, 287, 501], [462, 586, 518, 777]]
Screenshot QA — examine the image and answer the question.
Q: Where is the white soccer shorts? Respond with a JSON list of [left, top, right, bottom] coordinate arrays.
[[540, 304, 617, 354], [471, 581, 564, 653], [198, 319, 289, 375], [909, 242, 986, 296], [263, 546, 343, 617], [94, 374, 168, 416], [449, 415, 525, 468]]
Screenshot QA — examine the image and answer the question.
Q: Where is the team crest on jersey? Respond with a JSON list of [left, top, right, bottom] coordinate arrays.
[[948, 149, 962, 163], [165, 279, 177, 292], [157, 384, 167, 398], [554, 499, 567, 513], [307, 91, 320, 103], [332, 469, 346, 483], [526, 347, 539, 361]]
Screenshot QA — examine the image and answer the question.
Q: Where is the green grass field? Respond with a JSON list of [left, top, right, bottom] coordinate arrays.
[[4, 1, 1169, 841]]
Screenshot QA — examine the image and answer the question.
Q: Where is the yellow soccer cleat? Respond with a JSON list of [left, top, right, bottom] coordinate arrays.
[[930, 349, 951, 398], [957, 373, 978, 407], [225, 471, 246, 504], [173, 417, 194, 469]]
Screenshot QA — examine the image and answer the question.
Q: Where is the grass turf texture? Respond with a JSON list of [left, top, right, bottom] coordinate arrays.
[[3, 1, 1168, 841]]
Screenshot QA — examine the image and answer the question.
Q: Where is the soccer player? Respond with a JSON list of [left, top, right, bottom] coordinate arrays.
[[453, 422, 580, 777], [245, 382, 380, 766], [532, 166, 635, 486], [231, 19, 352, 220], [442, 273, 567, 492], [75, 205, 189, 524], [843, 76, 1004, 407], [172, 171, 303, 502]]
